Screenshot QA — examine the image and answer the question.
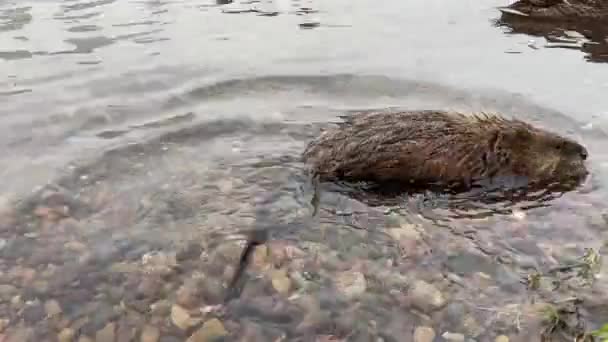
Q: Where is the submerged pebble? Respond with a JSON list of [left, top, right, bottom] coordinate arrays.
[[187, 318, 228, 342], [409, 280, 447, 312], [413, 326, 436, 342], [334, 270, 367, 299]]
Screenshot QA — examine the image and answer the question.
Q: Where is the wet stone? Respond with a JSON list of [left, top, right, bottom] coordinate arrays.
[[0, 284, 18, 297], [409, 280, 447, 312], [159, 336, 182, 342], [171, 304, 201, 330], [95, 322, 116, 342], [58, 328, 75, 342], [176, 279, 203, 309], [200, 278, 224, 305], [116, 319, 136, 342], [446, 253, 495, 277], [334, 270, 366, 299], [136, 277, 164, 300], [176, 242, 203, 262], [270, 269, 291, 295], [150, 300, 171, 316], [495, 336, 509, 342], [79, 303, 118, 336], [442, 332, 465, 341], [414, 326, 436, 342], [6, 325, 33, 342], [140, 325, 160, 342], [45, 299, 62, 317], [240, 321, 265, 341], [444, 302, 467, 324], [187, 318, 228, 342], [22, 301, 45, 323], [462, 315, 483, 337]]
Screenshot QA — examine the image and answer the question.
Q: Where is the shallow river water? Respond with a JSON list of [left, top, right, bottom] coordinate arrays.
[[1, 0, 608, 341]]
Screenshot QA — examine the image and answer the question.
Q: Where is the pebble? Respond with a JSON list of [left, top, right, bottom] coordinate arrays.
[[270, 269, 291, 295], [0, 284, 18, 297], [334, 270, 367, 299], [171, 304, 201, 330], [495, 335, 509, 342], [409, 280, 447, 312], [0, 195, 16, 230], [58, 328, 75, 342], [45, 299, 62, 317], [462, 315, 483, 337], [442, 332, 465, 341], [140, 325, 160, 342], [22, 302, 46, 323], [95, 322, 116, 342], [387, 223, 422, 241], [6, 326, 33, 342], [251, 245, 269, 269], [413, 326, 436, 342], [79, 336, 94, 342], [187, 318, 228, 342], [176, 279, 202, 309], [141, 251, 177, 276]]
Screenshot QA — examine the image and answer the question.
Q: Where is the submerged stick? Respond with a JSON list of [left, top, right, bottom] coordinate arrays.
[[224, 229, 269, 302], [224, 172, 322, 302]]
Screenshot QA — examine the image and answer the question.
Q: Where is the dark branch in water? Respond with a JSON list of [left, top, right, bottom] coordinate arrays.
[[224, 172, 321, 302], [224, 228, 268, 302]]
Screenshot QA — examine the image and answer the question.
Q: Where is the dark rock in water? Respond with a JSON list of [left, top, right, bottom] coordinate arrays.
[[22, 302, 45, 323], [78, 302, 118, 336], [445, 252, 497, 276], [176, 242, 203, 262]]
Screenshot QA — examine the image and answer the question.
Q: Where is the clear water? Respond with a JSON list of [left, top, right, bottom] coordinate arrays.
[[1, 0, 608, 341]]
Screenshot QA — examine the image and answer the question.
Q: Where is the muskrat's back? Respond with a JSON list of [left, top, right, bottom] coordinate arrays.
[[303, 110, 589, 190]]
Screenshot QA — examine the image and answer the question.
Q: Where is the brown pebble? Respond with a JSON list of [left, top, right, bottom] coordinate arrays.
[[0, 196, 16, 230], [187, 318, 228, 342], [270, 269, 291, 295], [170, 304, 201, 330], [95, 322, 116, 342], [58, 328, 75, 342], [45, 299, 62, 317], [140, 325, 160, 342], [116, 320, 136, 342], [176, 279, 202, 309], [413, 326, 436, 342]]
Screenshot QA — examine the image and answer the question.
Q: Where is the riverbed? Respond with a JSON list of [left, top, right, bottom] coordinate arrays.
[[1, 0, 608, 341]]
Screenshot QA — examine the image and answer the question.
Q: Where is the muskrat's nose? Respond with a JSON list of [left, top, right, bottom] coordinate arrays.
[[580, 149, 588, 160]]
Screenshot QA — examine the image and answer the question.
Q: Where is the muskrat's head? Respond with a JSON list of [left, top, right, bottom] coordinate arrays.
[[487, 119, 589, 187]]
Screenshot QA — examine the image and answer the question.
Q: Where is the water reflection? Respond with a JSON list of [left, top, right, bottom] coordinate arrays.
[[1, 0, 608, 340], [494, 10, 608, 63], [0, 6, 32, 32], [61, 0, 116, 13]]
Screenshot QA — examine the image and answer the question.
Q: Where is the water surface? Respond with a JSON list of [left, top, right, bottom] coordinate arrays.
[[1, 0, 608, 341]]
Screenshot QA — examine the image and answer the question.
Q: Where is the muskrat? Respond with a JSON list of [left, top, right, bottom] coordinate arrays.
[[498, 0, 608, 22], [302, 110, 589, 192]]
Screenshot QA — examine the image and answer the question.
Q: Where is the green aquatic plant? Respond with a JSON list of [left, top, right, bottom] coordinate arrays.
[[592, 323, 608, 342]]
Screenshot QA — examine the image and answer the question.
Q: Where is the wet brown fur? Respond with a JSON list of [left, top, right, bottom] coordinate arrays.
[[302, 110, 589, 190], [502, 0, 608, 21]]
